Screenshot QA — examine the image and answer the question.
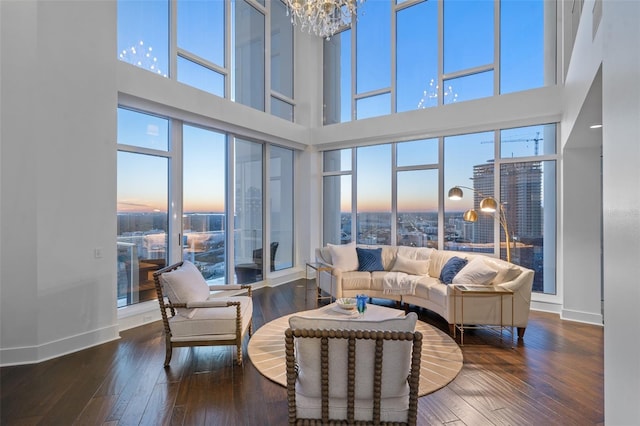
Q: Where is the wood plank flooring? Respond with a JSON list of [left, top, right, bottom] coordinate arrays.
[[0, 279, 604, 425]]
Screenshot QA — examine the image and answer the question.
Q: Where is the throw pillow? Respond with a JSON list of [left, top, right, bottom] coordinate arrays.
[[327, 242, 359, 272], [356, 247, 385, 272], [159, 260, 210, 318], [391, 254, 430, 276], [483, 259, 523, 284], [452, 256, 498, 285], [439, 256, 468, 284]]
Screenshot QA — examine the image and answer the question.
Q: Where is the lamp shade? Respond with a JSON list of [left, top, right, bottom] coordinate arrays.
[[462, 209, 478, 222], [480, 197, 498, 212], [448, 187, 464, 200]]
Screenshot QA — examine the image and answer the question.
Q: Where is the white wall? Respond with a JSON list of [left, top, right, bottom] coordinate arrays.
[[602, 1, 640, 423], [560, 1, 605, 327], [562, 0, 640, 423], [1, 0, 119, 364]]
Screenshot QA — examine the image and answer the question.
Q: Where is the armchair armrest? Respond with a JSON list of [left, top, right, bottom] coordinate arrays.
[[186, 300, 241, 308], [208, 284, 253, 297]]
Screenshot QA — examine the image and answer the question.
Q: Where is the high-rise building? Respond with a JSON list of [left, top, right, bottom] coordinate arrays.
[[471, 161, 543, 244]]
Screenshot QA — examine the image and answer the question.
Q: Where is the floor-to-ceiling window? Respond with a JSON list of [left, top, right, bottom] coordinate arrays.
[[322, 124, 558, 295], [182, 125, 227, 282], [323, 149, 353, 244], [118, 0, 294, 121], [323, 0, 556, 124], [444, 131, 496, 253], [357, 145, 392, 244], [269, 146, 294, 270], [116, 108, 170, 308], [396, 138, 439, 248], [234, 139, 264, 283], [117, 107, 297, 306]]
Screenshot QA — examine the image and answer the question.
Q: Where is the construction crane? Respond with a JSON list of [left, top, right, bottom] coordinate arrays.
[[481, 131, 543, 156]]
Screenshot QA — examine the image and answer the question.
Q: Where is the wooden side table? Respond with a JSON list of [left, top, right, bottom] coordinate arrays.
[[305, 262, 333, 307], [452, 284, 514, 347]]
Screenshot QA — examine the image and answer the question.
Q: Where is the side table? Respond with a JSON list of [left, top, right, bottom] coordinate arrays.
[[452, 284, 514, 347], [305, 262, 333, 307]]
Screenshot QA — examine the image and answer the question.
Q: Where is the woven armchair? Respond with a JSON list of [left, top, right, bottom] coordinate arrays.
[[153, 260, 253, 366], [285, 314, 422, 426]]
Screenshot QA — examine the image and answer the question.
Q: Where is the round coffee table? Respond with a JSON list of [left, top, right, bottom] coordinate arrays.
[[248, 303, 463, 397]]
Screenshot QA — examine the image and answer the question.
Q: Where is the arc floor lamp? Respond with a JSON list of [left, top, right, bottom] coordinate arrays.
[[448, 185, 513, 263]]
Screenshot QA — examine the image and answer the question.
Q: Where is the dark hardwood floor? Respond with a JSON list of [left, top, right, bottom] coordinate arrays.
[[0, 279, 604, 425]]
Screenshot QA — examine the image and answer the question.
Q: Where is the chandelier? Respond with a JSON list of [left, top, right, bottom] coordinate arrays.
[[285, 0, 365, 39]]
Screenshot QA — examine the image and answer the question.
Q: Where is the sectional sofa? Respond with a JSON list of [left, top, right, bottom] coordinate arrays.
[[315, 244, 535, 338]]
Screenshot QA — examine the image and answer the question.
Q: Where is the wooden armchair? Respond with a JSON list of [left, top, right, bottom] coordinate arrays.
[[285, 314, 422, 425], [153, 260, 253, 366]]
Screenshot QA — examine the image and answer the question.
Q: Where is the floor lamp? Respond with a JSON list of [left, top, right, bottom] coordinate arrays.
[[448, 185, 513, 263]]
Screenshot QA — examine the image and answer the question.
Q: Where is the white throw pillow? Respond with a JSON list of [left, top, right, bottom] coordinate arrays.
[[160, 261, 210, 317], [327, 242, 359, 272], [483, 259, 522, 284], [391, 255, 430, 276], [452, 256, 498, 285]]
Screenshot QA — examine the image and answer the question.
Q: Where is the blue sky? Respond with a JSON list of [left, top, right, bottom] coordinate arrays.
[[117, 0, 548, 214]]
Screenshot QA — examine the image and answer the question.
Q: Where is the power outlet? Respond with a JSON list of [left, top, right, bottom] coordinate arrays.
[[94, 247, 103, 259]]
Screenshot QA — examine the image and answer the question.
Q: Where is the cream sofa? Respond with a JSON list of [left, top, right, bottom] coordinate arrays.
[[315, 244, 534, 338]]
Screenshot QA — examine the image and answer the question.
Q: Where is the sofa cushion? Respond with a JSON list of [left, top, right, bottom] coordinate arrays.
[[328, 242, 359, 271], [356, 247, 385, 272], [396, 246, 433, 260], [340, 271, 373, 292], [391, 255, 430, 276], [160, 261, 210, 318], [452, 256, 498, 285], [439, 256, 468, 284], [406, 276, 441, 300]]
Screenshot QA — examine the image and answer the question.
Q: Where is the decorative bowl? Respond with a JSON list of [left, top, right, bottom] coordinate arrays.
[[336, 298, 357, 310]]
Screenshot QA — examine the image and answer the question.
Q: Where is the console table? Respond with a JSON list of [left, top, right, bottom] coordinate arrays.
[[452, 284, 514, 347], [305, 262, 332, 306]]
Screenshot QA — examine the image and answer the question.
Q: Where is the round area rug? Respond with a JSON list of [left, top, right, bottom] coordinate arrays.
[[248, 312, 463, 397]]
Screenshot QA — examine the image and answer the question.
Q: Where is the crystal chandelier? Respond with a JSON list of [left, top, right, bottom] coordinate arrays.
[[286, 0, 365, 39]]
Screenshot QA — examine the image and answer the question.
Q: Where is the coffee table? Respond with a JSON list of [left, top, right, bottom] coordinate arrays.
[[247, 302, 463, 397], [301, 301, 405, 321]]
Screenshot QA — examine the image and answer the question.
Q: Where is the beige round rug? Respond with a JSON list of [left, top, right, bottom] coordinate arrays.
[[247, 312, 463, 397]]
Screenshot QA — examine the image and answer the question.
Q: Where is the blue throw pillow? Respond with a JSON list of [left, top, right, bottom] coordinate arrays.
[[356, 247, 384, 272], [440, 256, 468, 284]]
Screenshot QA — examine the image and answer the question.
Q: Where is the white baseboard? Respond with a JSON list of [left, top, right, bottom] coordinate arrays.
[[530, 299, 563, 314], [0, 325, 120, 367], [530, 300, 604, 326], [561, 308, 604, 326]]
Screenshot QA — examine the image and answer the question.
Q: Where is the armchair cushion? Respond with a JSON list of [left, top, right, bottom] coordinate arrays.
[[169, 296, 253, 340], [159, 260, 210, 317]]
